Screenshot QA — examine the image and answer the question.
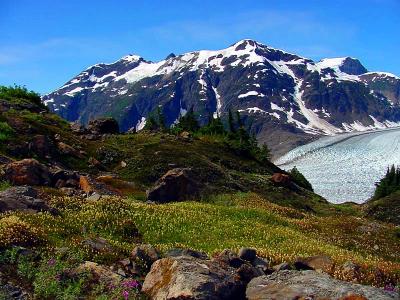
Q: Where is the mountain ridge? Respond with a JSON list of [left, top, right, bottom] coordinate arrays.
[[42, 39, 400, 157]]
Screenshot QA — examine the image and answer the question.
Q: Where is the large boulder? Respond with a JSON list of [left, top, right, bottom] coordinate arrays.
[[0, 186, 52, 213], [146, 168, 199, 203], [4, 159, 51, 186], [142, 256, 248, 300], [246, 270, 397, 300], [87, 117, 119, 135]]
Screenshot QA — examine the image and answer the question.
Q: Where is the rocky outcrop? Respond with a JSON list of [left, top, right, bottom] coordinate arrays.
[[146, 168, 199, 203], [246, 270, 397, 300], [0, 186, 54, 214], [87, 117, 119, 135], [4, 159, 51, 186], [142, 256, 248, 300]]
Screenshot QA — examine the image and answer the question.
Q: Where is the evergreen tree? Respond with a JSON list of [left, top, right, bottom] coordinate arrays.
[[290, 166, 313, 191], [228, 109, 235, 133], [200, 115, 225, 135], [373, 164, 400, 199]]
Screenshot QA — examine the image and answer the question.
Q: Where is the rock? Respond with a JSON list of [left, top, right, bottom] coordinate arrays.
[[142, 256, 247, 300], [79, 176, 93, 193], [252, 256, 270, 273], [146, 168, 199, 203], [87, 117, 119, 135], [76, 261, 122, 286], [131, 244, 160, 269], [272, 262, 292, 271], [215, 249, 245, 268], [87, 192, 102, 201], [246, 270, 397, 300], [238, 247, 257, 262], [294, 255, 334, 273], [165, 248, 208, 260], [179, 131, 191, 140], [0, 154, 12, 165], [82, 237, 113, 253], [0, 186, 52, 213], [4, 159, 51, 186], [88, 157, 103, 169], [341, 261, 362, 281], [70, 122, 86, 134], [59, 187, 77, 196], [270, 173, 291, 186], [57, 142, 84, 158], [236, 263, 264, 283], [28, 135, 53, 158]]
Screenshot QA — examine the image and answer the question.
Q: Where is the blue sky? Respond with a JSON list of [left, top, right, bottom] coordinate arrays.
[[1, 0, 399, 94]]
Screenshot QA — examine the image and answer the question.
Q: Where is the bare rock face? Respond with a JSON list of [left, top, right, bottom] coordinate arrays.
[[142, 256, 248, 300], [0, 186, 53, 214], [146, 168, 199, 203], [246, 270, 398, 300], [4, 159, 51, 186]]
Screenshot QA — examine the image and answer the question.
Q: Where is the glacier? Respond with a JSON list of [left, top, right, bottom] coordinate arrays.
[[275, 127, 400, 203]]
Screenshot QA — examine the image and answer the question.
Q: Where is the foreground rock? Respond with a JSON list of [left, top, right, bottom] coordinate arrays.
[[0, 186, 54, 214], [142, 256, 249, 300], [146, 168, 199, 203], [246, 270, 398, 300], [4, 159, 51, 186]]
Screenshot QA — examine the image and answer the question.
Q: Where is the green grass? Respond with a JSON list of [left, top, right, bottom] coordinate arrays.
[[0, 121, 14, 142], [0, 181, 11, 192]]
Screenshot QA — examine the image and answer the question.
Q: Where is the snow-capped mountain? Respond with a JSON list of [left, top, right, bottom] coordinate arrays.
[[42, 39, 400, 156]]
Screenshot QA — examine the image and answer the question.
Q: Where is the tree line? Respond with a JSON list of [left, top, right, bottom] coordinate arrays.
[[143, 106, 271, 163]]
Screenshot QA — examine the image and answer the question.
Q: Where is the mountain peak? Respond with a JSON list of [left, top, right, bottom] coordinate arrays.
[[318, 57, 367, 75]]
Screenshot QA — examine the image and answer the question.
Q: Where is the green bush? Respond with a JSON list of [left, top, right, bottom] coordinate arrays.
[[0, 121, 14, 142], [0, 85, 42, 107]]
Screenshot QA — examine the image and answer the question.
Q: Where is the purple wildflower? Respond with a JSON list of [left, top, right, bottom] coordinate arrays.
[[122, 290, 129, 300], [384, 284, 396, 292], [122, 279, 139, 289], [48, 258, 56, 266]]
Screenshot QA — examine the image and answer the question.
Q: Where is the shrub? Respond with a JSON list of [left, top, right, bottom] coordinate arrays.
[[0, 85, 42, 107], [0, 121, 14, 142]]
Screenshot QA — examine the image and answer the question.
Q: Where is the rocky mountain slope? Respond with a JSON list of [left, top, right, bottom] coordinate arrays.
[[1, 86, 399, 298], [43, 39, 400, 157]]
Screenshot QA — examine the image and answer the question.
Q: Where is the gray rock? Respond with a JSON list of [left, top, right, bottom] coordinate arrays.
[[0, 186, 53, 213], [165, 248, 208, 260], [238, 247, 257, 262], [142, 256, 247, 300], [215, 249, 245, 268], [272, 262, 292, 271], [246, 270, 398, 300], [87, 192, 102, 201], [131, 244, 160, 269]]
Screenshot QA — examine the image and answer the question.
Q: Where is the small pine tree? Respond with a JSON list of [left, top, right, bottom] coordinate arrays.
[[290, 166, 313, 191], [200, 115, 225, 135], [228, 109, 235, 133], [373, 164, 400, 199]]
